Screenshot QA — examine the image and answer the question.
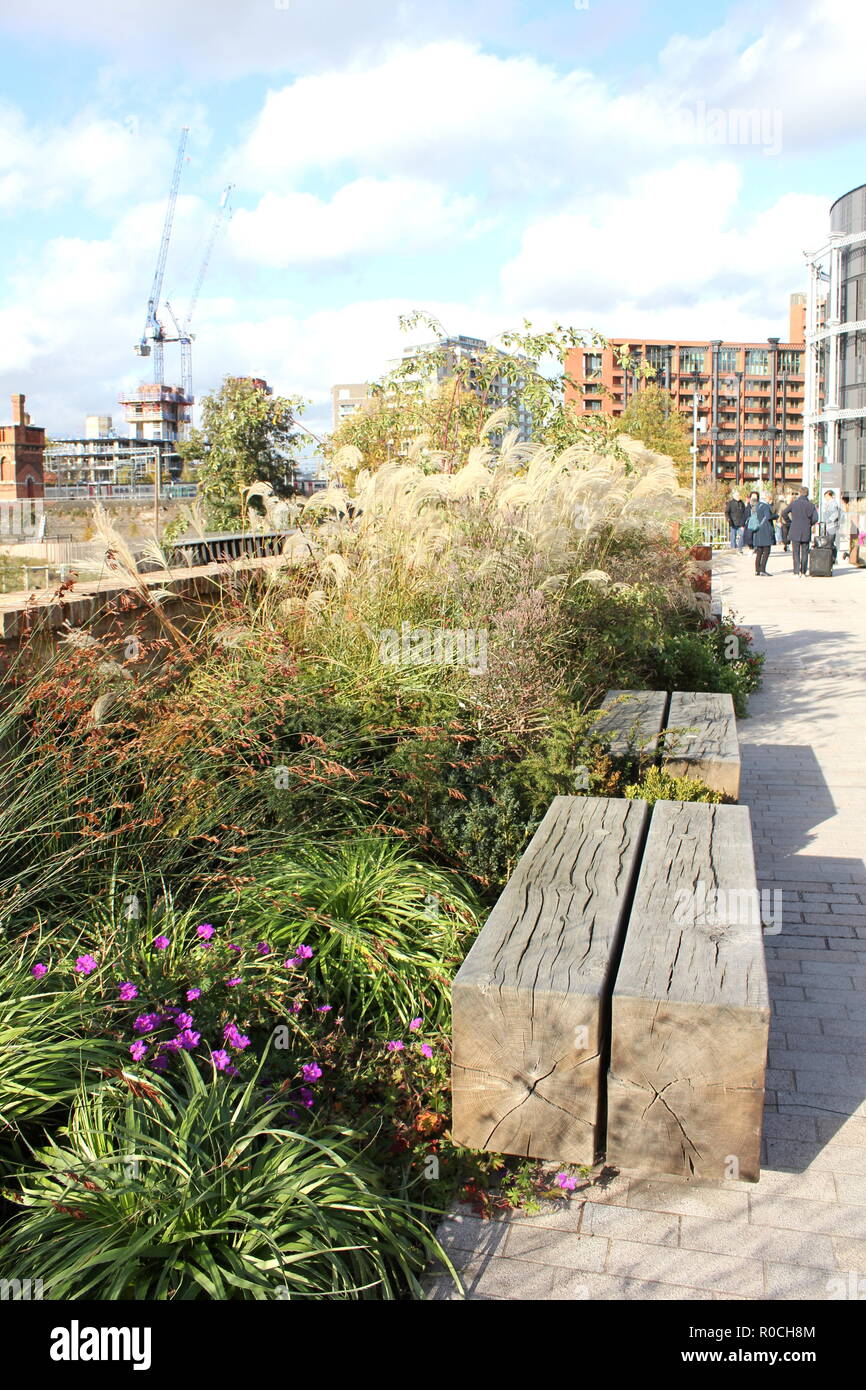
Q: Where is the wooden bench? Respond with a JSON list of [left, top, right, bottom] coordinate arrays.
[[661, 691, 740, 798], [451, 795, 649, 1165], [597, 687, 740, 799], [594, 689, 668, 763], [451, 796, 769, 1179], [605, 800, 769, 1180]]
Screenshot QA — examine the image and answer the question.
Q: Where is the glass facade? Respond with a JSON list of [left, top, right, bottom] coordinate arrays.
[[830, 186, 866, 494]]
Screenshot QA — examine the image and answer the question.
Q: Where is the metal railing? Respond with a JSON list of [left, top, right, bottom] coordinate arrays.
[[694, 513, 729, 546], [44, 484, 198, 501]]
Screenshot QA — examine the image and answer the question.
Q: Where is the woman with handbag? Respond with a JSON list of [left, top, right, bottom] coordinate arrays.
[[745, 490, 777, 575]]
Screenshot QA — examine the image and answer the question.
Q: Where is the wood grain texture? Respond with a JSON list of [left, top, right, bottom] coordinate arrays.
[[662, 690, 741, 798], [452, 795, 649, 1164], [596, 689, 668, 761], [606, 800, 769, 1181]]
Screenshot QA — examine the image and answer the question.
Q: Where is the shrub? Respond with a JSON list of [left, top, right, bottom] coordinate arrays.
[[623, 765, 725, 805], [0, 1058, 452, 1300], [215, 838, 480, 1030]]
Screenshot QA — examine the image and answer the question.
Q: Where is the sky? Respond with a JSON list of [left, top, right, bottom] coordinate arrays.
[[0, 0, 864, 446]]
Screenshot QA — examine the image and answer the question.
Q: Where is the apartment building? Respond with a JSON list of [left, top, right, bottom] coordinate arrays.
[[331, 383, 371, 433], [394, 335, 534, 441], [565, 297, 812, 489]]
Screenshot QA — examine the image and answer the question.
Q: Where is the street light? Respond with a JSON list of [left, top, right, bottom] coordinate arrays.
[[690, 369, 708, 522]]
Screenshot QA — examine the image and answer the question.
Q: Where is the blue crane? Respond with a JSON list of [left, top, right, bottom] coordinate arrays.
[[134, 126, 190, 384], [164, 183, 234, 413]]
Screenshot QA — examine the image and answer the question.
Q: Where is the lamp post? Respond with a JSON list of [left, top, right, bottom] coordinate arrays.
[[690, 369, 707, 522]]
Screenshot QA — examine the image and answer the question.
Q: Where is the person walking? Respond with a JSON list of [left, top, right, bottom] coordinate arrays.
[[781, 486, 819, 576], [778, 490, 795, 551], [822, 489, 843, 566], [854, 498, 866, 568], [725, 490, 747, 551], [744, 490, 776, 575]]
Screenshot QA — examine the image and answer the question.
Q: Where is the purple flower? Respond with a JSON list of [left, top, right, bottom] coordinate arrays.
[[175, 1012, 194, 1030], [211, 1049, 232, 1072], [288, 1002, 302, 1015], [129, 1040, 148, 1061], [409, 1017, 422, 1032], [151, 1055, 170, 1071], [284, 956, 300, 969], [223, 1023, 250, 1050], [227, 943, 242, 955], [176, 1029, 201, 1051], [256, 941, 270, 955], [152, 935, 170, 950], [31, 963, 48, 978], [295, 944, 313, 960], [419, 1043, 433, 1059], [299, 1087, 315, 1109], [196, 923, 215, 940], [226, 976, 242, 987], [316, 1004, 332, 1014], [301, 1062, 322, 1083], [186, 987, 201, 1001], [159, 1038, 182, 1054], [133, 1012, 160, 1034], [75, 954, 98, 976], [386, 1040, 404, 1053], [118, 982, 138, 1002], [555, 1173, 577, 1191]]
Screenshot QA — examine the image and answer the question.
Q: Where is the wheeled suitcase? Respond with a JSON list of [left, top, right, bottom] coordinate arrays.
[[809, 541, 833, 577]]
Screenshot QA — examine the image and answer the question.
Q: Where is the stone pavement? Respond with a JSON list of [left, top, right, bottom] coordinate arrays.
[[426, 545, 866, 1301]]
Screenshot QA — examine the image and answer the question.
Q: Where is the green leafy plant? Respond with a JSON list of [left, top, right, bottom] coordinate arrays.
[[0, 1057, 454, 1300], [216, 838, 480, 1030]]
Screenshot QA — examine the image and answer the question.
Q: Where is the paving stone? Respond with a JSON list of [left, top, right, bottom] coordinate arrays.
[[678, 1215, 836, 1268], [626, 1180, 750, 1221], [832, 1238, 866, 1274], [603, 1239, 763, 1296], [502, 1226, 608, 1272], [833, 1174, 866, 1205], [764, 1263, 843, 1299], [581, 1203, 679, 1247]]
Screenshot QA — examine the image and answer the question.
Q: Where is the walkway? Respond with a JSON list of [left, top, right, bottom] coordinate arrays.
[[427, 546, 866, 1300]]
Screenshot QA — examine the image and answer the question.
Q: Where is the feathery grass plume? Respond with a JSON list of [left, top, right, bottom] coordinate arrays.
[[90, 502, 192, 653]]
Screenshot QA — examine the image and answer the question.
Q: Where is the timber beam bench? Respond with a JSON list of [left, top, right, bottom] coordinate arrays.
[[594, 689, 667, 764], [597, 688, 740, 799], [452, 795, 769, 1181], [451, 795, 649, 1165]]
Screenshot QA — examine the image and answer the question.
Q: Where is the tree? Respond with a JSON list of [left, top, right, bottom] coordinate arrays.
[[614, 384, 693, 474], [324, 314, 626, 476], [178, 377, 306, 528]]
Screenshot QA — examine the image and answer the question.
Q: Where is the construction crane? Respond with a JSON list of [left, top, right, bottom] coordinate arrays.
[[164, 183, 234, 410], [134, 126, 189, 384]]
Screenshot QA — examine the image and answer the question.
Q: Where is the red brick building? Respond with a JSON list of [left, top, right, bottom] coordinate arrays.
[[565, 297, 813, 489], [0, 393, 46, 499]]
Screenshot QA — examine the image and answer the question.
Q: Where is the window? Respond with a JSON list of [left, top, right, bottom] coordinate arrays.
[[584, 399, 603, 412], [718, 348, 738, 373], [679, 347, 706, 373], [584, 353, 603, 377], [745, 349, 769, 375], [778, 350, 802, 373]]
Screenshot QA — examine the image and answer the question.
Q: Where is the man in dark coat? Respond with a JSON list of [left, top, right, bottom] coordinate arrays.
[[724, 491, 747, 550], [744, 490, 777, 574], [781, 487, 819, 576]]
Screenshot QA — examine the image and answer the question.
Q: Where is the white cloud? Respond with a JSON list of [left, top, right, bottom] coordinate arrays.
[[0, 104, 180, 213], [500, 159, 829, 338], [656, 0, 866, 151], [227, 178, 482, 268], [229, 41, 672, 194]]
